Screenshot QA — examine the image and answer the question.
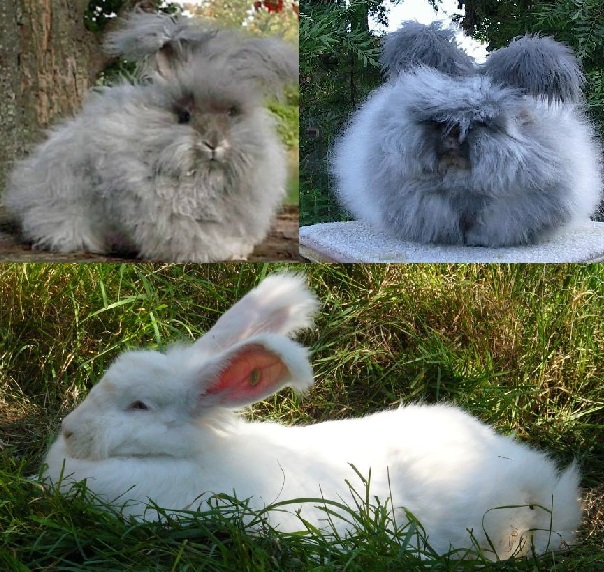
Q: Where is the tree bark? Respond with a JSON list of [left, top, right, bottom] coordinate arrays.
[[0, 0, 101, 195]]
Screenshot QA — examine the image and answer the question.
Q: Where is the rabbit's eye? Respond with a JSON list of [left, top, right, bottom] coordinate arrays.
[[177, 110, 191, 124], [127, 400, 150, 411], [227, 105, 240, 117]]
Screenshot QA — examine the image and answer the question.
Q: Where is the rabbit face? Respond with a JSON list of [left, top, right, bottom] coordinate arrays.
[[57, 275, 318, 463], [171, 93, 250, 167], [147, 74, 264, 181], [402, 71, 521, 176], [422, 122, 471, 173], [60, 336, 313, 462], [60, 350, 204, 461], [384, 69, 563, 195]]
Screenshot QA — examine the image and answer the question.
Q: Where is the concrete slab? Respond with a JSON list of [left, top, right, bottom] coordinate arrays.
[[299, 221, 604, 263]]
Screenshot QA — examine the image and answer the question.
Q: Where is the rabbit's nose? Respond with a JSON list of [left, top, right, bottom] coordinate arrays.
[[202, 140, 220, 159], [201, 139, 228, 161]]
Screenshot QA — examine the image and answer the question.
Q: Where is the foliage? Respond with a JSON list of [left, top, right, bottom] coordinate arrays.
[[85, 0, 128, 32], [197, 0, 299, 42], [455, 0, 536, 49], [85, 1, 180, 32], [530, 0, 604, 129], [0, 263, 603, 569], [268, 89, 300, 151], [457, 0, 604, 132], [84, 0, 299, 40], [300, 1, 381, 77], [300, 1, 383, 226]]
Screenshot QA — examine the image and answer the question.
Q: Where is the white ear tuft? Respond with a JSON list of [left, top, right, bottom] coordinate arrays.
[[195, 273, 319, 352]]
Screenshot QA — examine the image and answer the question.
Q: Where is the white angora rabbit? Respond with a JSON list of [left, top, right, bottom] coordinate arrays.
[[43, 274, 581, 560], [3, 13, 298, 262], [331, 22, 603, 247]]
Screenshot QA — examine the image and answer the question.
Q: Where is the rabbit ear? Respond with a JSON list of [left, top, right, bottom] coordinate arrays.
[[225, 37, 299, 99], [104, 12, 217, 62], [380, 21, 475, 79], [195, 273, 319, 353], [483, 35, 584, 103], [195, 334, 313, 408], [104, 12, 220, 80], [105, 12, 298, 96]]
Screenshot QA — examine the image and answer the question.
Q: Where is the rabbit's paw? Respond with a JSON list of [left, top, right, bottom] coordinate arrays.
[[463, 224, 496, 248], [26, 221, 107, 254]]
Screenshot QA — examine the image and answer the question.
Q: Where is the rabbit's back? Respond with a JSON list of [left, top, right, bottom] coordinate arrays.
[[273, 405, 579, 557], [200, 404, 580, 557]]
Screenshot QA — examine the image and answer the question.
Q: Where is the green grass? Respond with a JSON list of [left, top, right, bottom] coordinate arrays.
[[286, 149, 299, 205], [1, 263, 603, 570]]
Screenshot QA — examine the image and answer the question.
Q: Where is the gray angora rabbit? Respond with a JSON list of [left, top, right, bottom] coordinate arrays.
[[331, 22, 603, 247], [3, 13, 298, 261]]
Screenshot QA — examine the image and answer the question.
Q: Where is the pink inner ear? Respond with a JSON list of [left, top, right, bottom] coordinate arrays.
[[205, 344, 288, 405]]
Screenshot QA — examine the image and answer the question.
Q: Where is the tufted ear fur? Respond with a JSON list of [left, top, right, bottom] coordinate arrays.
[[104, 11, 219, 63], [194, 273, 319, 353], [104, 11, 298, 97], [380, 21, 476, 80], [222, 36, 299, 99], [483, 35, 585, 103]]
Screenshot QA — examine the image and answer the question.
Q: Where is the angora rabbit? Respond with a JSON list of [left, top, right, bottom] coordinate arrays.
[[3, 13, 298, 261], [331, 22, 603, 247], [42, 274, 581, 560]]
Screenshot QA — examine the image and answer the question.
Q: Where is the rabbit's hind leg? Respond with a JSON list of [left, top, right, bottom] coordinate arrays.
[[19, 200, 108, 254]]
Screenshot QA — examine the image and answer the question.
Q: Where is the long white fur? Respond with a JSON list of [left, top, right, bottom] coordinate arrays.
[[42, 274, 582, 560]]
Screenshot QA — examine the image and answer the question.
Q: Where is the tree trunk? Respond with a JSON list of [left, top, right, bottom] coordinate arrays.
[[0, 0, 102, 195]]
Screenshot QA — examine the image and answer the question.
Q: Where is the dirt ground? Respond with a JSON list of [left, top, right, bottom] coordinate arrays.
[[0, 205, 300, 262]]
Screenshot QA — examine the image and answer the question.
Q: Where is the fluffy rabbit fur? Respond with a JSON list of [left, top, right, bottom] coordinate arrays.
[[104, 11, 298, 96], [331, 22, 602, 247], [3, 13, 298, 261], [42, 273, 581, 560]]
